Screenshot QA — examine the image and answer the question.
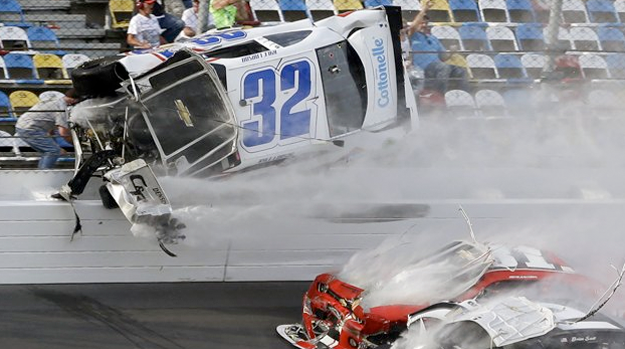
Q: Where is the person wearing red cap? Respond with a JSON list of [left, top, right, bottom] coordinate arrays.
[[127, 0, 164, 49]]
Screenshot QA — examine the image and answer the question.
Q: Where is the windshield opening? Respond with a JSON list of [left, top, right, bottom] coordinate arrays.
[[141, 69, 236, 175]]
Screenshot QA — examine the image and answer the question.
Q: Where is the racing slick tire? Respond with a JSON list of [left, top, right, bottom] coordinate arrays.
[[71, 56, 129, 98], [99, 184, 119, 209]]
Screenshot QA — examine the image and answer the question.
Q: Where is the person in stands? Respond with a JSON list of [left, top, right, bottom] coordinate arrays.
[[210, 0, 245, 29], [152, 0, 186, 43], [176, 0, 214, 40], [127, 0, 164, 49], [407, 1, 468, 93], [15, 89, 81, 169]]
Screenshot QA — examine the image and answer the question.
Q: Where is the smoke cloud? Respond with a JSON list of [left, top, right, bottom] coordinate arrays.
[[155, 85, 625, 315]]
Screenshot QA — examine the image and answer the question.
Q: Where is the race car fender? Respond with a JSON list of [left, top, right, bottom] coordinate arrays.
[[103, 159, 185, 250], [348, 24, 399, 131]]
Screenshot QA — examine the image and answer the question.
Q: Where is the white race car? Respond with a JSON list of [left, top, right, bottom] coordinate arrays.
[[402, 296, 625, 349], [58, 7, 418, 255]]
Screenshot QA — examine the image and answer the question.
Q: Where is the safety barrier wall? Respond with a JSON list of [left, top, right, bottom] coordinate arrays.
[[1, 168, 625, 284]]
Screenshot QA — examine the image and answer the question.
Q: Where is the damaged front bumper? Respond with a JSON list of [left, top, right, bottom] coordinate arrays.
[[57, 157, 185, 257]]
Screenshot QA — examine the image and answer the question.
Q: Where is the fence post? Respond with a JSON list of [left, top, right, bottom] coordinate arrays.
[[542, 0, 563, 76], [198, 0, 209, 34]]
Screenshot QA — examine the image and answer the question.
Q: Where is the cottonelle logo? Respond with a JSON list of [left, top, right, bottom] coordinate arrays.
[[372, 38, 390, 108]]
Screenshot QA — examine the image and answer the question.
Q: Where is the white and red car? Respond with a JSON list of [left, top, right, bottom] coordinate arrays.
[[277, 240, 625, 349], [59, 7, 418, 253]]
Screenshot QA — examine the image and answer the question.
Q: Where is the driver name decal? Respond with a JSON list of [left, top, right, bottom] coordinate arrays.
[[241, 50, 277, 63], [372, 38, 390, 108]]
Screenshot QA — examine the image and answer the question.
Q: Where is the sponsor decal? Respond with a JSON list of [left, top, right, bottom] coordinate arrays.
[[128, 174, 167, 204], [258, 153, 294, 164], [508, 275, 539, 279], [371, 38, 390, 108], [152, 187, 168, 204], [241, 49, 278, 63], [129, 175, 148, 201]]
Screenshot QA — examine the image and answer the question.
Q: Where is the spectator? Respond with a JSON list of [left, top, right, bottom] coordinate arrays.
[[15, 89, 81, 169], [181, 0, 193, 8], [176, 0, 214, 41], [152, 0, 186, 43], [408, 1, 468, 94], [210, 0, 244, 29], [400, 22, 413, 69], [127, 0, 164, 49]]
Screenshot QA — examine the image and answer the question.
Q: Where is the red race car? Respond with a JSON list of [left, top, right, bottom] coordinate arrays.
[[277, 239, 600, 349]]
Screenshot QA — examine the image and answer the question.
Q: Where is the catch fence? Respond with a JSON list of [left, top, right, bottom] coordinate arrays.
[[0, 0, 623, 136]]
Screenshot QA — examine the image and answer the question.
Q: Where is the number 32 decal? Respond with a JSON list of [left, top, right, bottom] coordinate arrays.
[[241, 59, 314, 150]]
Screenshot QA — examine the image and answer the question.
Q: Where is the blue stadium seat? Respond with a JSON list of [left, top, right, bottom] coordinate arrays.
[[364, 0, 391, 7], [0, 0, 29, 27], [306, 0, 336, 20], [605, 53, 625, 78], [3, 53, 44, 84], [597, 26, 625, 51], [516, 23, 545, 51], [586, 0, 619, 24], [278, 0, 310, 20], [459, 23, 492, 51], [506, 0, 536, 23], [449, 0, 481, 22], [26, 26, 66, 56], [0, 91, 15, 122], [494, 53, 531, 82]]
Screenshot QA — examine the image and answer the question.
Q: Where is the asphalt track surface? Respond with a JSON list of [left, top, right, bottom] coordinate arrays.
[[0, 282, 310, 349]]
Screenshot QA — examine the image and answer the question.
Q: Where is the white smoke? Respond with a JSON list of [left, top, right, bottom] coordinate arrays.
[[150, 84, 625, 316], [69, 97, 123, 129]]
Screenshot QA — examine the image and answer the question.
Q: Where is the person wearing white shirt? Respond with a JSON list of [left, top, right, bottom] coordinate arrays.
[[127, 0, 164, 49], [176, 0, 214, 41]]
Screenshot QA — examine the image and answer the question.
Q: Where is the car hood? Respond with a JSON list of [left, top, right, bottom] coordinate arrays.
[[454, 297, 556, 347], [450, 297, 624, 347]]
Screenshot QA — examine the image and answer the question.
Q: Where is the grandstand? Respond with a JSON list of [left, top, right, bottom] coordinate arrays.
[[0, 0, 123, 167], [397, 0, 625, 119]]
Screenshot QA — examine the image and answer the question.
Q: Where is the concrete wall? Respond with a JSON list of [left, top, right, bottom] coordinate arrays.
[[1, 168, 624, 284]]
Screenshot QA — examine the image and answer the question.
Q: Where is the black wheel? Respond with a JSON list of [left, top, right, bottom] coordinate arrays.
[[99, 184, 119, 209], [71, 56, 129, 98]]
